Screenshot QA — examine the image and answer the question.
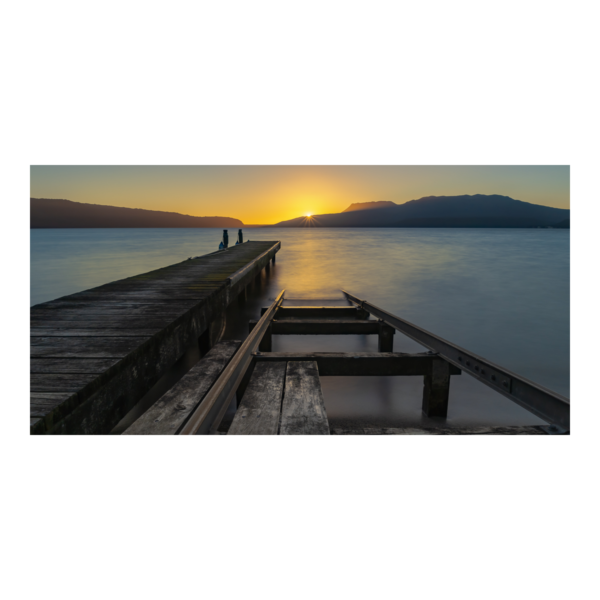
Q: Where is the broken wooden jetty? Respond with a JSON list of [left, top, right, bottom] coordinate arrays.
[[30, 241, 280, 434], [128, 290, 568, 436], [31, 241, 570, 435]]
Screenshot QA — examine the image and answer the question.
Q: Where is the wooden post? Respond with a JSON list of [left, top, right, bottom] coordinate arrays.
[[422, 358, 451, 418], [378, 321, 394, 352], [272, 254, 276, 265], [238, 287, 247, 304]]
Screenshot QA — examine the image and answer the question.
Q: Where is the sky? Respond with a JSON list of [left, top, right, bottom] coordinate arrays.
[[30, 166, 570, 224]]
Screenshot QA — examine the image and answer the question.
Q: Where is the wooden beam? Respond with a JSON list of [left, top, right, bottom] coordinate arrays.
[[228, 362, 286, 435], [123, 341, 241, 435], [253, 352, 461, 377], [269, 306, 369, 319], [250, 319, 379, 335], [280, 361, 329, 435]]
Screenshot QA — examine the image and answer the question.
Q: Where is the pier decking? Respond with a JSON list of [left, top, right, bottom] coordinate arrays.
[[30, 241, 280, 434]]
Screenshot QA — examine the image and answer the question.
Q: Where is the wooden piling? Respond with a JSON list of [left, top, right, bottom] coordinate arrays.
[[422, 358, 451, 418], [378, 321, 395, 352]]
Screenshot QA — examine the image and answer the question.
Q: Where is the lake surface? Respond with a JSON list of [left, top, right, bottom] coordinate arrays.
[[30, 228, 570, 428]]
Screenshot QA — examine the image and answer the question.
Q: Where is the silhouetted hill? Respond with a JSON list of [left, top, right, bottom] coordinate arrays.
[[30, 198, 244, 228], [274, 194, 569, 228], [342, 201, 397, 212]]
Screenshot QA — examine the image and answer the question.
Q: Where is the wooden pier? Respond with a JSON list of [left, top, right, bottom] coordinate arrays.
[[30, 241, 280, 434], [31, 244, 570, 436]]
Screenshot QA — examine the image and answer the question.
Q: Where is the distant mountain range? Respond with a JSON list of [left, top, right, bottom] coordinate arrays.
[[30, 198, 243, 228], [274, 195, 569, 228]]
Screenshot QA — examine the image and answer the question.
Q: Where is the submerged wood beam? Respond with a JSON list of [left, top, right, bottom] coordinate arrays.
[[253, 352, 461, 377]]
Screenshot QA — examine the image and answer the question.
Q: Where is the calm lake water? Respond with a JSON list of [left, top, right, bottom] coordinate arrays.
[[30, 228, 570, 429]]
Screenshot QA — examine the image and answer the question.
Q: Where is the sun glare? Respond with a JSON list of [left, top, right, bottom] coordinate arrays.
[[306, 213, 312, 217]]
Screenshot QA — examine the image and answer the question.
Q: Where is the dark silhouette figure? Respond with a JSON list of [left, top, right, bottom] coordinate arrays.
[[222, 229, 229, 248], [238, 229, 243, 244]]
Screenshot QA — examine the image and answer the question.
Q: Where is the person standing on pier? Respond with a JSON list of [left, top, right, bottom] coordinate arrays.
[[238, 229, 243, 244], [222, 229, 229, 249]]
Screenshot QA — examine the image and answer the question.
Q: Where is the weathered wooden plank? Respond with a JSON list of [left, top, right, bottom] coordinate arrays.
[[30, 373, 99, 392], [31, 392, 72, 401], [48, 288, 222, 301], [31, 358, 120, 374], [30, 328, 160, 337], [31, 302, 197, 315], [280, 361, 329, 435], [31, 395, 71, 417], [30, 319, 173, 329], [330, 426, 549, 435], [250, 319, 380, 335], [31, 336, 149, 358], [228, 362, 286, 435], [123, 341, 241, 435], [254, 352, 462, 376], [31, 392, 73, 420]]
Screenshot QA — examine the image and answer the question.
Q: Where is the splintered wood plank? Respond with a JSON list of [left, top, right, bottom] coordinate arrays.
[[30, 336, 149, 358], [123, 341, 241, 435], [280, 361, 329, 435], [228, 362, 286, 435]]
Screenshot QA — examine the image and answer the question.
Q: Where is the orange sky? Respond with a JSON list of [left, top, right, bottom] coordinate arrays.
[[30, 166, 570, 224]]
